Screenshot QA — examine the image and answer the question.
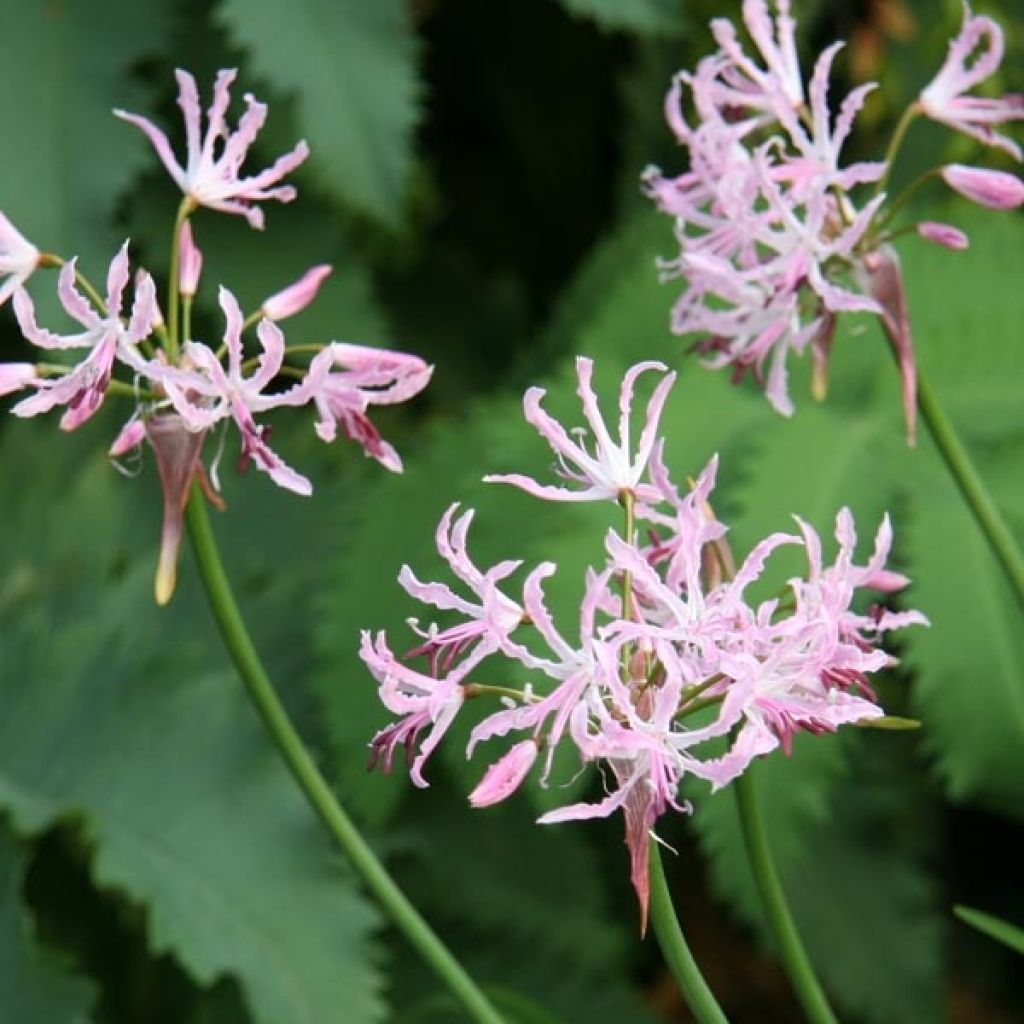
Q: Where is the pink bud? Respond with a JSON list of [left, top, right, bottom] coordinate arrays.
[[179, 220, 203, 298], [0, 362, 36, 396], [109, 418, 146, 457], [941, 164, 1024, 210], [261, 264, 332, 321], [468, 740, 538, 808], [917, 221, 969, 250]]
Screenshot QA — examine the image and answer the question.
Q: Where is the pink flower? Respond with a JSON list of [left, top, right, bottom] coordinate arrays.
[[468, 740, 538, 808], [917, 221, 970, 250], [645, 5, 886, 420], [920, 4, 1024, 160], [360, 630, 467, 787], [159, 287, 314, 494], [398, 503, 528, 674], [467, 562, 615, 782], [262, 265, 332, 321], [484, 356, 675, 503], [305, 342, 432, 472], [941, 164, 1024, 210], [365, 361, 928, 922], [11, 244, 159, 431], [709, 0, 803, 116], [178, 220, 203, 298], [0, 212, 40, 306], [115, 69, 309, 229]]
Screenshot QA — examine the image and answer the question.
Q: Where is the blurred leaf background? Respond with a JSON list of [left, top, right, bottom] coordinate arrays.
[[0, 0, 1022, 1021]]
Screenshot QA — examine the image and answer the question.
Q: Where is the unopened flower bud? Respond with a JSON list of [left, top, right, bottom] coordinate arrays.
[[468, 740, 538, 808], [179, 220, 203, 298], [109, 418, 146, 457], [261, 264, 332, 321], [941, 164, 1024, 210], [917, 221, 969, 250]]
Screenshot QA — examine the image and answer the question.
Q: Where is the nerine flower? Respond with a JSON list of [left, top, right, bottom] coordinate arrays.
[[158, 287, 323, 495], [115, 69, 309, 229], [11, 243, 159, 431], [361, 359, 925, 923], [919, 4, 1024, 160], [398, 502, 528, 674], [361, 630, 468, 788], [305, 342, 433, 473], [484, 356, 675, 503], [645, 5, 888, 422], [645, 0, 1022, 443], [0, 68, 431, 604]]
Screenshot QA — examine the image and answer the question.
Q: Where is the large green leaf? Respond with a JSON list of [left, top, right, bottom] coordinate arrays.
[[0, 431, 384, 1024], [0, 0, 173, 266], [897, 208, 1024, 818], [387, 786, 656, 1023], [557, 0, 687, 36], [785, 739, 943, 1024], [904, 463, 1024, 816], [217, 0, 420, 225], [0, 825, 95, 1024]]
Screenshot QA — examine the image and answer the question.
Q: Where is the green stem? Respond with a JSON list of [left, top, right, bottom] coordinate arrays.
[[734, 769, 837, 1024], [167, 198, 194, 361], [917, 370, 1024, 612], [648, 846, 729, 1024], [184, 493, 504, 1024], [873, 102, 920, 199], [870, 168, 942, 239], [182, 296, 193, 348]]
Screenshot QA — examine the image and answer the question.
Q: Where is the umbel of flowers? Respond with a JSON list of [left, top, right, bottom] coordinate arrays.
[[0, 69, 431, 603], [361, 357, 927, 928], [644, 0, 1023, 444]]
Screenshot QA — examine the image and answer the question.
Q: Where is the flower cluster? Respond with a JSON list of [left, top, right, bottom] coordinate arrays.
[[0, 69, 431, 603], [644, 1, 1023, 443], [361, 358, 925, 927]]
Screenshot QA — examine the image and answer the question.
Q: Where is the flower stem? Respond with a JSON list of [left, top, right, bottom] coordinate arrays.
[[917, 369, 1024, 611], [874, 102, 920, 199], [184, 493, 504, 1024], [734, 768, 837, 1024], [648, 845, 729, 1024], [167, 198, 194, 361]]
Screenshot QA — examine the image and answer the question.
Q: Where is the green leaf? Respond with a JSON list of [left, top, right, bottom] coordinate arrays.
[[557, 0, 687, 36], [217, 0, 420, 224], [955, 905, 1024, 957], [784, 739, 944, 1024], [0, 432, 385, 1024], [0, 0, 174, 266], [897, 206, 1024, 818], [904, 466, 1024, 817], [0, 825, 95, 1024], [689, 734, 855, 933]]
